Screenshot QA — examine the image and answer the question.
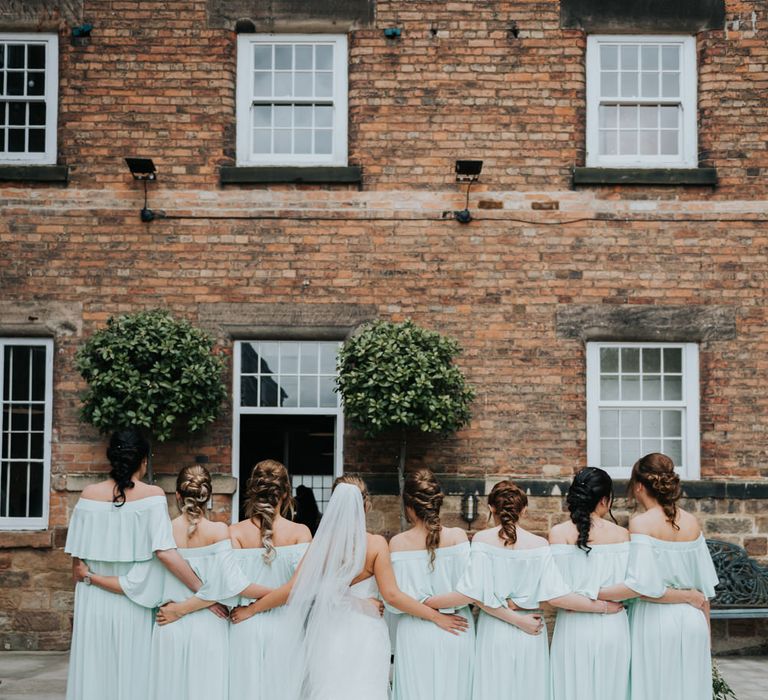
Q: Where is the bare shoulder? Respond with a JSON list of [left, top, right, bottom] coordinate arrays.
[[388, 530, 411, 552], [367, 532, 388, 554], [209, 520, 231, 543], [628, 511, 654, 535], [292, 522, 313, 544], [605, 520, 631, 542], [442, 527, 468, 546], [471, 527, 499, 544], [80, 482, 108, 500], [142, 484, 166, 498], [675, 508, 702, 538], [548, 520, 576, 544]]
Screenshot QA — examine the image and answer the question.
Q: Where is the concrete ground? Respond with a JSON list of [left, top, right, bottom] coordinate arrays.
[[0, 651, 764, 699]]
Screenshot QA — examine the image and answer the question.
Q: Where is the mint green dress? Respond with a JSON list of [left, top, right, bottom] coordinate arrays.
[[119, 539, 249, 700], [228, 543, 308, 700], [389, 542, 475, 700], [64, 495, 177, 700], [457, 542, 570, 700], [625, 534, 719, 700], [549, 543, 631, 700]]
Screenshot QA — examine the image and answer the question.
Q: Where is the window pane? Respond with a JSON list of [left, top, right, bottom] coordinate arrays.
[[660, 106, 678, 128], [6, 72, 24, 95], [295, 45, 313, 70], [621, 410, 641, 437], [295, 72, 312, 97], [660, 130, 679, 155], [600, 348, 619, 372], [30, 407, 44, 431], [600, 45, 618, 70], [30, 432, 43, 460], [259, 342, 279, 373], [315, 72, 333, 97], [639, 130, 658, 155], [663, 410, 682, 437], [253, 72, 271, 96], [280, 343, 299, 374], [28, 44, 47, 69], [8, 102, 25, 125], [642, 375, 661, 400], [641, 45, 659, 70], [8, 126, 25, 148], [8, 45, 24, 69], [300, 343, 319, 374], [28, 129, 45, 152], [664, 376, 682, 401], [599, 131, 617, 155], [640, 72, 658, 98], [599, 105, 617, 128], [28, 462, 43, 517], [260, 375, 280, 407], [240, 377, 259, 406], [0, 103, 5, 124], [7, 462, 29, 517], [275, 45, 292, 70], [642, 439, 662, 455], [663, 348, 682, 373], [639, 105, 657, 128], [10, 347, 31, 401], [10, 432, 28, 459], [253, 45, 272, 69], [621, 376, 640, 400], [661, 72, 680, 98], [315, 45, 333, 70], [26, 72, 44, 96], [315, 105, 333, 128], [274, 130, 292, 153], [31, 347, 46, 401], [642, 348, 661, 372], [621, 439, 642, 466], [299, 376, 318, 407], [620, 72, 638, 98], [274, 73, 292, 97], [619, 105, 636, 129], [252, 129, 271, 154], [10, 405, 29, 431], [600, 409, 619, 437], [600, 376, 619, 400], [295, 105, 312, 127], [663, 439, 682, 465], [253, 105, 271, 127], [28, 102, 45, 126], [274, 105, 292, 128], [601, 440, 620, 467], [319, 344, 338, 374], [319, 376, 336, 407], [620, 45, 638, 70], [621, 348, 640, 373], [600, 72, 618, 97], [0, 130, 4, 152], [662, 45, 679, 70], [279, 376, 298, 408], [642, 410, 661, 437], [315, 130, 332, 154]]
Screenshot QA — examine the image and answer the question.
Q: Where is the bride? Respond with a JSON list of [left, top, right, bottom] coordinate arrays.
[[228, 475, 469, 700]]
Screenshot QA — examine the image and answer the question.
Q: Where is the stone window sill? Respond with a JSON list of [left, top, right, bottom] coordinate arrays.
[[220, 165, 362, 185], [0, 165, 69, 183], [573, 167, 717, 186]]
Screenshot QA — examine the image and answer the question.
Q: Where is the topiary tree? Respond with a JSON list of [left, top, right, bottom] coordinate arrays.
[[336, 320, 475, 526], [75, 309, 227, 480]]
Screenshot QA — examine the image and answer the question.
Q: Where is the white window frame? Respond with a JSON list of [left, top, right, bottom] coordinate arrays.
[[0, 33, 59, 165], [0, 338, 54, 530], [236, 34, 348, 167], [586, 342, 700, 479], [231, 340, 344, 523], [586, 35, 697, 168]]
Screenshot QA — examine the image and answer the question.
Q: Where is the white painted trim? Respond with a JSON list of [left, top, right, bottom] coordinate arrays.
[[0, 337, 53, 530], [231, 340, 345, 523], [236, 34, 348, 167], [0, 33, 58, 165], [586, 341, 700, 479], [586, 35, 697, 168]]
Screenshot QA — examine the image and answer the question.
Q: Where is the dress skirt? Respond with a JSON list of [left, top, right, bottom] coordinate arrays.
[[550, 608, 630, 700], [629, 600, 711, 700]]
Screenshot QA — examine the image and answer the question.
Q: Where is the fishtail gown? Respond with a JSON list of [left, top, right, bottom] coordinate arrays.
[[64, 495, 177, 700], [549, 542, 631, 700], [389, 542, 475, 700], [228, 543, 308, 700], [457, 541, 570, 700], [624, 533, 719, 700], [118, 539, 249, 700]]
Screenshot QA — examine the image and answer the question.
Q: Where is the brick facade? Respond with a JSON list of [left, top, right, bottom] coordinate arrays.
[[1, 0, 768, 651]]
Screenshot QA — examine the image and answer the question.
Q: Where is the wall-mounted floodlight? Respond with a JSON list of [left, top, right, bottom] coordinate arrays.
[[454, 160, 483, 224], [125, 157, 160, 222]]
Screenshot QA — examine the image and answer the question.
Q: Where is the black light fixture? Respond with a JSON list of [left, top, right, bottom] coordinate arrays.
[[125, 157, 160, 222], [460, 491, 479, 530], [454, 159, 483, 224]]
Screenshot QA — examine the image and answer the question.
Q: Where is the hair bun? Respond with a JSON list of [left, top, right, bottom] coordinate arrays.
[[630, 453, 682, 528], [107, 428, 149, 506]]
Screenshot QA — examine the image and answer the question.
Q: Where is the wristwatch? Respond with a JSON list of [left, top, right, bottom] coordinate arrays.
[[83, 573, 92, 586]]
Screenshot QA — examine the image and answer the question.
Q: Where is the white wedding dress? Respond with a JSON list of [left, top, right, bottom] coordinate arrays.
[[269, 484, 392, 700]]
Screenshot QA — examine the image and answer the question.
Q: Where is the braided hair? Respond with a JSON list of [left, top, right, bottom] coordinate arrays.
[[566, 467, 616, 553], [628, 453, 682, 529], [244, 460, 294, 563], [403, 468, 444, 569], [176, 465, 212, 536], [106, 428, 149, 506], [488, 480, 527, 546]]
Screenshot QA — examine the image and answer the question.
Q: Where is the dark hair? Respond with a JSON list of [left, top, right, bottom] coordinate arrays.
[[628, 453, 682, 529], [567, 467, 616, 553], [403, 468, 444, 568], [488, 480, 527, 546], [244, 460, 293, 562], [176, 465, 212, 536], [106, 428, 149, 506]]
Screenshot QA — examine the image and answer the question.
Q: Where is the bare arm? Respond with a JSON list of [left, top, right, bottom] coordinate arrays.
[[374, 543, 468, 635], [549, 593, 624, 614], [155, 581, 274, 625], [229, 574, 296, 624], [477, 603, 544, 635], [423, 592, 474, 609], [598, 583, 640, 602], [640, 588, 707, 609], [156, 549, 202, 593]]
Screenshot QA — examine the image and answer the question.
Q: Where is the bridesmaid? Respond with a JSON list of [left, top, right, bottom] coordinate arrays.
[[64, 429, 202, 700], [388, 468, 476, 700], [227, 460, 311, 700], [598, 453, 718, 700], [548, 467, 631, 700], [75, 465, 270, 700], [452, 480, 624, 700]]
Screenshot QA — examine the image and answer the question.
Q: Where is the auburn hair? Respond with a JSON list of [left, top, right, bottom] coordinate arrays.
[[244, 460, 294, 562], [403, 468, 444, 568], [488, 480, 527, 546], [628, 453, 682, 529]]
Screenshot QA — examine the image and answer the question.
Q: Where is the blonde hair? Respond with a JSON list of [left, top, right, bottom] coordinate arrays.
[[176, 465, 212, 536], [244, 460, 293, 562], [333, 474, 371, 512]]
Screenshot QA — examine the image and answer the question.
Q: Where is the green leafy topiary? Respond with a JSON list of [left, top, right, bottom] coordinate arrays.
[[712, 662, 738, 700], [337, 320, 474, 524], [75, 310, 226, 445]]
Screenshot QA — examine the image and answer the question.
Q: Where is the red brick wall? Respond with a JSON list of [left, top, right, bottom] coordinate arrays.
[[1, 0, 767, 650]]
